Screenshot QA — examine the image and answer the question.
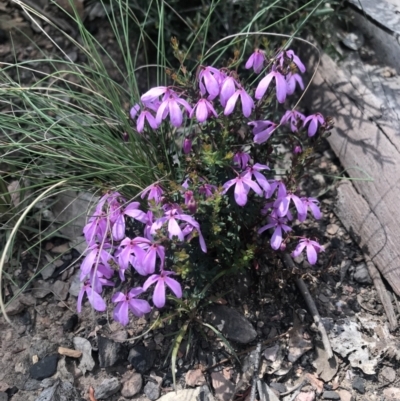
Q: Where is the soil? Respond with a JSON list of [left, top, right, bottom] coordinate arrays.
[[1, 2, 400, 401]]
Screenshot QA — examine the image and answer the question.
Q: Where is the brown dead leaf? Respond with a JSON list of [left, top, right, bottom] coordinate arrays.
[[89, 386, 97, 401]]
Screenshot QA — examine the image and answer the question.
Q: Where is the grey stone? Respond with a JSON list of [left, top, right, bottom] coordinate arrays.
[[32, 281, 52, 298], [321, 391, 340, 400], [211, 372, 235, 401], [52, 281, 69, 301], [352, 376, 365, 394], [353, 263, 372, 284], [380, 366, 396, 383], [158, 388, 201, 401], [144, 381, 160, 400], [205, 305, 257, 344], [23, 379, 41, 391], [5, 298, 25, 316], [121, 373, 142, 398], [0, 392, 7, 401], [98, 336, 121, 368], [35, 380, 80, 401], [69, 271, 82, 297], [94, 377, 121, 400], [128, 345, 156, 373], [29, 355, 58, 380], [73, 337, 94, 374]]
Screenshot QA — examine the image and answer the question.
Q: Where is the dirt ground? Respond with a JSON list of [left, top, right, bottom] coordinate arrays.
[[1, 2, 400, 401]]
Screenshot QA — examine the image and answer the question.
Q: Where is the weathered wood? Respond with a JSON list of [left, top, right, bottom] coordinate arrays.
[[304, 47, 400, 296]]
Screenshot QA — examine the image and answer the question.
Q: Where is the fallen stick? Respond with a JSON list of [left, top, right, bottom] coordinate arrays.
[[283, 253, 333, 359], [365, 256, 398, 331], [250, 342, 262, 401]]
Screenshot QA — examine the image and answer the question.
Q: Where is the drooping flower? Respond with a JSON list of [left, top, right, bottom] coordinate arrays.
[[224, 88, 254, 117], [222, 174, 263, 207], [274, 192, 305, 219], [140, 86, 169, 104], [183, 138, 192, 154], [298, 197, 322, 222], [233, 151, 251, 170], [266, 179, 287, 199], [112, 287, 152, 326], [143, 271, 182, 308], [198, 183, 217, 198], [219, 76, 238, 107], [303, 113, 325, 137], [286, 73, 304, 96], [248, 120, 278, 144], [156, 93, 192, 128], [255, 70, 287, 103], [243, 163, 270, 192], [80, 243, 114, 280], [141, 183, 164, 204], [280, 110, 306, 133], [291, 238, 324, 265], [77, 280, 107, 313], [112, 201, 147, 241], [83, 212, 108, 246], [245, 49, 266, 74], [130, 104, 140, 120], [137, 110, 158, 132], [277, 49, 306, 73], [190, 98, 218, 123], [258, 216, 292, 250], [293, 146, 302, 154], [198, 66, 222, 100]]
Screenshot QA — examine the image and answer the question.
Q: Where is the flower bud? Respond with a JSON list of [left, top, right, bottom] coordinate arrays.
[[188, 198, 197, 214], [183, 138, 192, 154], [280, 242, 287, 251], [293, 146, 302, 154]]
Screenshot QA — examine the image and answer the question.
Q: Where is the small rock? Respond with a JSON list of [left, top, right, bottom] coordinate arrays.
[[263, 344, 280, 362], [288, 322, 312, 363], [51, 243, 70, 254], [35, 380, 79, 401], [41, 378, 56, 388], [185, 369, 206, 387], [73, 337, 95, 374], [158, 388, 201, 401], [380, 366, 396, 383], [326, 224, 339, 235], [341, 32, 364, 51], [337, 389, 353, 401], [269, 382, 286, 394], [40, 263, 57, 280], [5, 298, 25, 316], [23, 379, 41, 391], [32, 281, 52, 298], [352, 376, 365, 394], [128, 345, 156, 373], [68, 272, 82, 297], [211, 372, 235, 401], [98, 336, 121, 368], [154, 333, 164, 345], [197, 385, 215, 401], [121, 373, 142, 398], [321, 391, 340, 400], [0, 392, 7, 401], [94, 377, 121, 400], [383, 387, 400, 400], [110, 330, 128, 342], [144, 381, 160, 400], [52, 281, 69, 301], [353, 263, 372, 284], [294, 391, 315, 401], [205, 305, 257, 344], [29, 355, 58, 380], [312, 343, 339, 382]]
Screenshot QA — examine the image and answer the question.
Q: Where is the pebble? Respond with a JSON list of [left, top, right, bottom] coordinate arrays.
[[29, 355, 58, 380], [321, 391, 340, 400], [68, 272, 82, 297], [205, 305, 257, 344], [5, 298, 25, 316], [352, 376, 365, 394], [353, 263, 372, 284], [380, 366, 396, 383], [144, 380, 161, 400], [94, 377, 121, 399], [326, 223, 339, 235], [337, 389, 353, 401], [0, 392, 7, 401], [128, 345, 156, 373], [23, 379, 41, 391], [211, 371, 235, 401], [98, 336, 121, 368], [121, 373, 143, 398], [383, 387, 400, 400], [52, 280, 69, 301], [185, 369, 206, 387], [158, 388, 201, 401]]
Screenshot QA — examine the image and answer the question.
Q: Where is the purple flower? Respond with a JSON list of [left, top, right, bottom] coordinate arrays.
[[291, 238, 324, 265], [112, 201, 147, 241], [198, 66, 221, 100], [190, 98, 218, 123], [224, 88, 254, 117], [156, 93, 192, 128], [140, 86, 168, 103], [280, 110, 305, 133], [219, 76, 238, 107], [255, 70, 287, 103], [80, 243, 114, 280], [298, 197, 321, 222], [199, 183, 217, 198], [245, 49, 266, 74], [130, 104, 140, 119], [137, 110, 158, 132], [248, 120, 278, 144], [286, 73, 304, 95], [233, 151, 251, 170], [303, 113, 325, 137], [222, 174, 263, 207], [77, 280, 107, 313], [83, 212, 108, 246], [266, 179, 287, 199], [143, 271, 182, 308], [112, 287, 152, 326], [258, 216, 292, 250], [293, 146, 302, 154], [274, 192, 305, 219], [151, 208, 207, 252], [141, 183, 164, 204], [277, 49, 306, 73], [183, 138, 192, 154], [243, 163, 270, 192]]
